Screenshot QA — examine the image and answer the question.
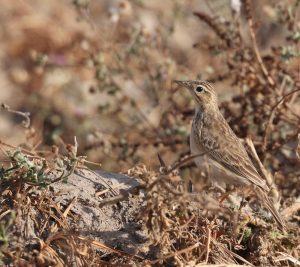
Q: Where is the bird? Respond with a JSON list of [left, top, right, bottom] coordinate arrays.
[[174, 79, 285, 230]]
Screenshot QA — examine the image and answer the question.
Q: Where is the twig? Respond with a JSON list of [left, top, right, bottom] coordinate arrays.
[[262, 88, 300, 153], [157, 153, 166, 167], [274, 252, 300, 266], [296, 134, 300, 160], [193, 12, 232, 47], [50, 197, 77, 233], [98, 184, 144, 207], [99, 152, 207, 207], [0, 140, 39, 156], [1, 103, 31, 128], [85, 137, 186, 151], [76, 168, 119, 196], [83, 159, 102, 168], [243, 0, 278, 92], [281, 202, 300, 218], [150, 242, 200, 264], [244, 138, 279, 202], [204, 224, 212, 264], [161, 180, 183, 196], [213, 239, 255, 267], [160, 152, 208, 175], [196, 265, 252, 267], [46, 233, 144, 260], [0, 209, 12, 220]]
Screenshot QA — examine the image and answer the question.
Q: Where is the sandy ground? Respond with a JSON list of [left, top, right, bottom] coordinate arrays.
[[50, 169, 148, 256]]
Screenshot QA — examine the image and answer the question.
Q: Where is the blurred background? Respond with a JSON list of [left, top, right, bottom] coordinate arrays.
[[0, 0, 299, 188]]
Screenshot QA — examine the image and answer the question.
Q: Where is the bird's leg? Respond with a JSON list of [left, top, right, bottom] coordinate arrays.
[[187, 179, 193, 193], [239, 195, 249, 210]]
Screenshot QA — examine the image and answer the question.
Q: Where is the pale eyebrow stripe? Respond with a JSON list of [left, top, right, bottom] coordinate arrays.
[[198, 81, 214, 92]]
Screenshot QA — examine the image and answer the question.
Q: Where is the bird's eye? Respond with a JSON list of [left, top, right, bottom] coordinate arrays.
[[195, 86, 204, 93]]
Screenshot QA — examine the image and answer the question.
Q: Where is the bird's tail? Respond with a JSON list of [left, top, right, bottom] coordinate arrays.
[[256, 187, 285, 230]]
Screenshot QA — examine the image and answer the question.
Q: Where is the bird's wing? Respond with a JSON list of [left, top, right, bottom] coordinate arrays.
[[197, 114, 269, 191], [256, 187, 285, 230]]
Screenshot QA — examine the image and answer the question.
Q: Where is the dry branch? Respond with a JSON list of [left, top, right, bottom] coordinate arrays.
[[242, 0, 277, 91], [245, 138, 280, 202], [262, 88, 300, 152]]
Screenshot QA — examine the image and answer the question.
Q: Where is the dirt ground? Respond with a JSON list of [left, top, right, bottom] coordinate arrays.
[[51, 169, 145, 255]]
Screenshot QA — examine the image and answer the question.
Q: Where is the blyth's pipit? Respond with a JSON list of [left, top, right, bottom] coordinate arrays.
[[174, 80, 285, 230]]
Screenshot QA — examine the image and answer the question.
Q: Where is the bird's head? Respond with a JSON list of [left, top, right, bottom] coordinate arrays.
[[174, 80, 218, 110]]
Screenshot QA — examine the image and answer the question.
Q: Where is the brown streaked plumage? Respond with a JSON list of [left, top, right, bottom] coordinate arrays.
[[174, 79, 285, 230]]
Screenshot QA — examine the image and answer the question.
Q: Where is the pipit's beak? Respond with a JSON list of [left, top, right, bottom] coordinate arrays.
[[173, 80, 193, 93], [173, 80, 189, 87]]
